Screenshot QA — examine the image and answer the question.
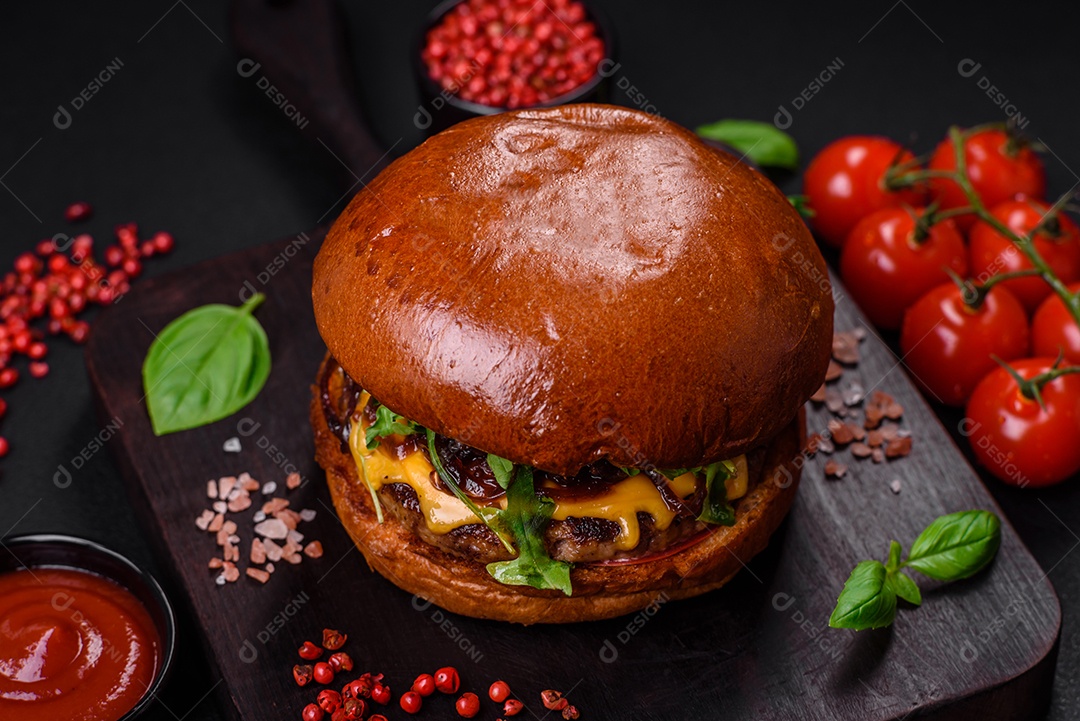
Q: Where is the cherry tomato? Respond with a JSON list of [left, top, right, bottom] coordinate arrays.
[[900, 283, 1030, 406], [968, 199, 1080, 313], [803, 136, 925, 248], [1033, 282, 1080, 364], [929, 128, 1045, 230], [965, 358, 1080, 487], [840, 207, 968, 330]]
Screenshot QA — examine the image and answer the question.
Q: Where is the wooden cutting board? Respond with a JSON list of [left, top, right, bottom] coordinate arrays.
[[85, 231, 1059, 721]]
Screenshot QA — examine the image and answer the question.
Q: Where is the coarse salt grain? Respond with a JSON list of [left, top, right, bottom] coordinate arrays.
[[252, 510, 266, 523], [206, 480, 217, 499], [246, 567, 270, 583], [251, 538, 267, 564], [254, 518, 289, 540], [304, 541, 324, 559], [208, 513, 225, 532], [195, 509, 214, 530], [287, 529, 304, 545], [218, 476, 236, 500], [261, 481, 277, 495], [212, 500, 227, 514], [300, 509, 316, 522], [223, 437, 242, 453], [263, 539, 284, 562], [286, 472, 301, 489]]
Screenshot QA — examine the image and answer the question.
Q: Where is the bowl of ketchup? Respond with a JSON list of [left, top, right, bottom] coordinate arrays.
[[0, 534, 175, 721]]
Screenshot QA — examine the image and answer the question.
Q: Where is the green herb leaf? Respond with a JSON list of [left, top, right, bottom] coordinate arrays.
[[904, 510, 1001, 581], [425, 428, 514, 554], [616, 466, 641, 477], [887, 571, 922, 607], [788, 194, 815, 219], [696, 119, 799, 170], [697, 461, 737, 526], [365, 404, 417, 449], [828, 560, 896, 630], [487, 454, 515, 489], [659, 467, 700, 480], [487, 466, 572, 596], [886, 540, 903, 573], [143, 294, 271, 435]]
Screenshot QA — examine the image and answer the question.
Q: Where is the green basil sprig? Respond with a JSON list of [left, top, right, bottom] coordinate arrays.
[[487, 465, 572, 596], [695, 119, 799, 170], [143, 294, 271, 435], [829, 510, 1001, 630]]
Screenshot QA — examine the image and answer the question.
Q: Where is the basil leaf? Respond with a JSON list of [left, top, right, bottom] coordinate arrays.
[[904, 510, 1001, 581], [424, 428, 514, 554], [788, 194, 815, 219], [887, 571, 922, 607], [697, 461, 736, 526], [143, 294, 271, 435], [696, 119, 799, 170], [487, 466, 572, 596], [828, 560, 896, 630], [886, 540, 902, 573], [365, 404, 417, 449], [616, 466, 640, 477], [487, 454, 515, 489]]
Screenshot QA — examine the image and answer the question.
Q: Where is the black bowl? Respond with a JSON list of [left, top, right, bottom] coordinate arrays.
[[0, 534, 176, 720], [413, 0, 617, 135]]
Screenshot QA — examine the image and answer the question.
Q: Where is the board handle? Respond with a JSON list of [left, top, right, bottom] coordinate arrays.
[[229, 0, 391, 188]]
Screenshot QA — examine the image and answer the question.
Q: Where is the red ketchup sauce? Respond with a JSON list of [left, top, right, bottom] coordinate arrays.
[[0, 567, 160, 721]]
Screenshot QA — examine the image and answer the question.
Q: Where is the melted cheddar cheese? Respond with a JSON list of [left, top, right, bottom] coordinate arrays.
[[347, 415, 747, 550]]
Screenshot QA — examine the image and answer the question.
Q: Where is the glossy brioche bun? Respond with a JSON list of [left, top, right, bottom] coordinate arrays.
[[312, 104, 832, 476], [311, 361, 805, 624]]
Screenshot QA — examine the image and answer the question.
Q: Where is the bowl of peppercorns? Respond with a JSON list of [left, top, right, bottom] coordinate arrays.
[[415, 0, 615, 133]]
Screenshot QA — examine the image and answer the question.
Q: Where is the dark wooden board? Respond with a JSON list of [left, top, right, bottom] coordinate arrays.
[[85, 232, 1059, 720]]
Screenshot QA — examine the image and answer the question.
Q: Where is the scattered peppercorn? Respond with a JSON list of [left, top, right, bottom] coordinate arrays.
[[302, 702, 325, 721], [317, 689, 342, 714], [313, 662, 335, 685], [294, 664, 314, 687], [323, 628, 347, 650], [412, 673, 436, 697], [400, 690, 423, 714], [456, 692, 481, 718], [299, 641, 323, 660], [434, 666, 460, 694], [489, 680, 511, 703], [541, 689, 568, 711], [328, 652, 353, 673], [503, 699, 524, 716]]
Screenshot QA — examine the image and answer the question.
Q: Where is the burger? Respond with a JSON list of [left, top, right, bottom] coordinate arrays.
[[311, 104, 832, 624]]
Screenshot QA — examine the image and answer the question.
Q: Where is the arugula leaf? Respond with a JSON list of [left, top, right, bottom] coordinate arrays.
[[617, 466, 641, 477], [487, 466, 572, 596], [697, 461, 737, 526], [365, 404, 417, 449], [425, 428, 514, 554], [904, 510, 1001, 581], [487, 454, 515, 489], [828, 560, 896, 630], [695, 119, 799, 170], [659, 467, 700, 480]]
